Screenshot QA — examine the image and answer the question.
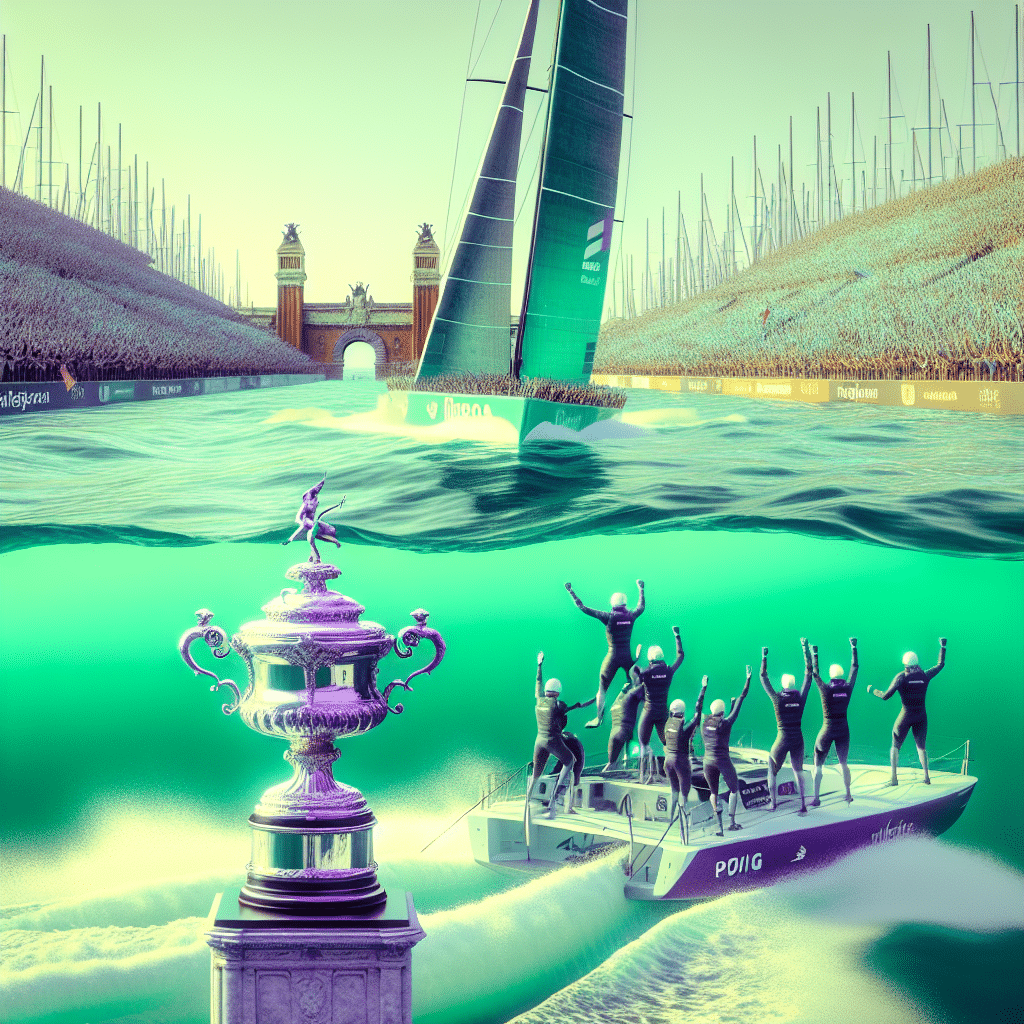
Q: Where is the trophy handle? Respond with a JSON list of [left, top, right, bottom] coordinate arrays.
[[178, 609, 243, 715], [383, 609, 446, 715]]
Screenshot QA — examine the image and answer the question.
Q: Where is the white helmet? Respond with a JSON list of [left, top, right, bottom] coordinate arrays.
[[902, 651, 919, 667], [648, 645, 664, 662], [829, 664, 845, 679], [611, 592, 627, 608], [710, 699, 726, 715], [781, 673, 796, 689], [545, 678, 562, 694], [670, 699, 685, 716]]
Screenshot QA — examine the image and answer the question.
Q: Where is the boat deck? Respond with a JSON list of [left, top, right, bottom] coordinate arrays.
[[468, 749, 977, 899]]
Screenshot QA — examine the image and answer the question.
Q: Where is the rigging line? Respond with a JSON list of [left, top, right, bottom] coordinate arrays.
[[614, 0, 639, 281], [469, 0, 506, 78], [420, 761, 530, 852], [513, 98, 546, 225], [444, 0, 485, 259]]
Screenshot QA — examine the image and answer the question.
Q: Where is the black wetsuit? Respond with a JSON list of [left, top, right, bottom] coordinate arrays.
[[701, 676, 750, 795], [664, 685, 706, 799], [881, 653, 945, 746], [533, 696, 577, 778], [573, 594, 645, 687], [762, 667, 813, 774], [637, 645, 685, 747], [814, 666, 857, 761], [607, 680, 645, 764]]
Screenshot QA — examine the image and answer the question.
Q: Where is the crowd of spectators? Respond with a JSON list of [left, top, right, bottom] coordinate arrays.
[[1, 187, 317, 383], [387, 372, 627, 408]]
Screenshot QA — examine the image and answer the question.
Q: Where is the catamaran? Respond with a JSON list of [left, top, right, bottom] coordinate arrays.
[[389, 0, 629, 441], [467, 745, 977, 900]]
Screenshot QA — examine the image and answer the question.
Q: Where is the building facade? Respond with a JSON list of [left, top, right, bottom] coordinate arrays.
[[244, 223, 442, 379]]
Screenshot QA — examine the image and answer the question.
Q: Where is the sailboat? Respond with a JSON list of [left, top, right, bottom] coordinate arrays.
[[389, 0, 629, 441]]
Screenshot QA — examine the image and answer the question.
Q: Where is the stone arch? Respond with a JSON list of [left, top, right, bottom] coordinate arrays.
[[333, 328, 387, 379]]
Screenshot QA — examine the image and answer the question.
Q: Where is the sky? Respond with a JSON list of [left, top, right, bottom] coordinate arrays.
[[2, 0, 1020, 310]]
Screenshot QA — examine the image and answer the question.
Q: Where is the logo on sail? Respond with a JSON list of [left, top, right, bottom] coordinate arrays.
[[582, 214, 612, 262], [581, 214, 613, 284]]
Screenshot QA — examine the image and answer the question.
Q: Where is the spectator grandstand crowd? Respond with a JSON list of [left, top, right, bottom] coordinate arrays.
[[1, 188, 317, 383]]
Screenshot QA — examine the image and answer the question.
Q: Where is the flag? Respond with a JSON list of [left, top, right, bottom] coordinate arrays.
[[59, 364, 77, 391]]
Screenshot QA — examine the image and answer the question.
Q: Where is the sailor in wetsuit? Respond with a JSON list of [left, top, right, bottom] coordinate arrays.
[[760, 639, 813, 815], [603, 647, 645, 772], [869, 637, 947, 786], [811, 638, 858, 805], [664, 675, 708, 839], [633, 627, 685, 783], [565, 580, 645, 729], [527, 651, 594, 818], [701, 666, 752, 835]]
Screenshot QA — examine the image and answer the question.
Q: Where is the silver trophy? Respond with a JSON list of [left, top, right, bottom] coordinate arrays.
[[178, 479, 445, 915]]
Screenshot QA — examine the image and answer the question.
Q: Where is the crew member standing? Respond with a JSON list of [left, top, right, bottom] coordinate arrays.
[[604, 654, 645, 771], [633, 626, 685, 782], [810, 638, 858, 805], [760, 639, 813, 815], [869, 638, 947, 786], [664, 675, 708, 838], [565, 580, 645, 728], [702, 666, 752, 835], [527, 651, 593, 818]]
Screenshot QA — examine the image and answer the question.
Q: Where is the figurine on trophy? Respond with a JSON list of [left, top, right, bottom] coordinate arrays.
[[178, 480, 446, 917], [282, 474, 343, 562]]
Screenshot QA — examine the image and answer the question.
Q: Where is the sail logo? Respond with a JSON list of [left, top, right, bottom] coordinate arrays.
[[581, 215, 613, 284]]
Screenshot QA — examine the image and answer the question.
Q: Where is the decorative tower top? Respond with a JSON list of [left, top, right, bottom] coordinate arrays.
[[276, 222, 306, 288], [411, 223, 440, 288]]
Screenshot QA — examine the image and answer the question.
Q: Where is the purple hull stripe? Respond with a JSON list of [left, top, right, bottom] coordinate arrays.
[[663, 784, 975, 900]]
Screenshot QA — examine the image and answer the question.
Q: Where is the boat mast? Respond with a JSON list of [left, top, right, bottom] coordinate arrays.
[[511, 0, 564, 379]]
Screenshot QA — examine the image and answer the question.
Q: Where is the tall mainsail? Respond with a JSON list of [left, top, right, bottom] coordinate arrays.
[[515, 0, 628, 383], [416, 0, 540, 379]]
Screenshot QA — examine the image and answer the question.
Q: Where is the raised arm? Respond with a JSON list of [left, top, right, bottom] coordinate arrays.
[[727, 665, 752, 724], [633, 579, 646, 616], [925, 637, 947, 681], [848, 637, 859, 687], [758, 646, 775, 698], [812, 644, 825, 688], [566, 697, 597, 712], [870, 670, 901, 701], [688, 674, 709, 728], [670, 625, 684, 672], [564, 581, 601, 618], [535, 651, 544, 700], [800, 638, 814, 701]]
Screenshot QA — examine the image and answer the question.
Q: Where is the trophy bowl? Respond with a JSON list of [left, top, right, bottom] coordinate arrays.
[[178, 482, 445, 915]]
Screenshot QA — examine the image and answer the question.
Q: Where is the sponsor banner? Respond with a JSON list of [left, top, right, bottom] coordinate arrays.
[[590, 374, 1023, 414], [0, 374, 326, 416]]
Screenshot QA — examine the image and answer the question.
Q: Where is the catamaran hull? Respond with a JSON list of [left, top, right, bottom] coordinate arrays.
[[386, 390, 619, 441], [468, 762, 977, 902], [650, 782, 975, 901]]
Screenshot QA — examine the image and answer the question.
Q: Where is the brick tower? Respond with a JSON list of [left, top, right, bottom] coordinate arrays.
[[411, 223, 440, 360], [275, 223, 306, 350]]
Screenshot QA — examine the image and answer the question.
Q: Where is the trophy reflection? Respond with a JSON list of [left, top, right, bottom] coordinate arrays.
[[178, 478, 445, 915]]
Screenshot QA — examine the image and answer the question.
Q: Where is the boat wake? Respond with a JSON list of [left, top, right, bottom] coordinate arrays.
[[509, 837, 1024, 1024], [262, 398, 747, 446]]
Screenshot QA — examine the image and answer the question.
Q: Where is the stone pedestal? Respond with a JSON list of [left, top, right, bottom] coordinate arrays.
[[206, 889, 425, 1024]]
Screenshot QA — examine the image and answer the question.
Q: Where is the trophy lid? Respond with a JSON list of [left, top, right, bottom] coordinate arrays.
[[262, 562, 367, 626]]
